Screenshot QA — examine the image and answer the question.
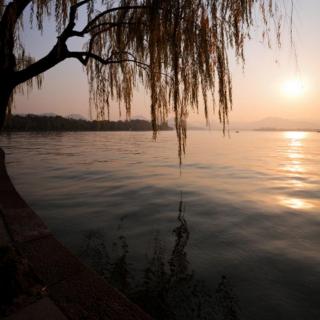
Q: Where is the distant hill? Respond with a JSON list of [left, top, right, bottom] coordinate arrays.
[[41, 112, 58, 117], [4, 114, 172, 132], [67, 114, 87, 121], [185, 117, 320, 131], [245, 117, 319, 131], [132, 115, 149, 121]]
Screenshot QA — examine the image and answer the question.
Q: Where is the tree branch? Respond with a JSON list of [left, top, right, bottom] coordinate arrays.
[[59, 0, 91, 40], [11, 0, 90, 83], [82, 5, 149, 33], [9, 1, 149, 86], [0, 0, 31, 27], [68, 50, 174, 81], [14, 41, 68, 86], [68, 50, 150, 69]]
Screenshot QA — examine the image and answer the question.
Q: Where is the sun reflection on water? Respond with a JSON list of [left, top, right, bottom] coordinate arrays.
[[280, 197, 314, 210], [284, 164, 304, 173], [283, 132, 307, 174], [280, 132, 312, 210], [288, 153, 303, 159], [284, 131, 307, 140], [286, 132, 305, 147], [289, 179, 305, 188]]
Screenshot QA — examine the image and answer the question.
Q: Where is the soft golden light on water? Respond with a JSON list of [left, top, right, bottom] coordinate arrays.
[[284, 164, 304, 173], [289, 140, 302, 147], [280, 197, 314, 210], [290, 179, 305, 188], [278, 131, 313, 210], [283, 132, 306, 176], [288, 152, 303, 159], [284, 131, 307, 140]]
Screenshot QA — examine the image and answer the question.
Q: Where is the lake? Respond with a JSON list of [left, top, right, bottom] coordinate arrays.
[[1, 131, 319, 319]]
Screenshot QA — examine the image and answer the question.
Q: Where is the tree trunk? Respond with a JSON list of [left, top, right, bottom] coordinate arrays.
[[0, 0, 32, 130], [0, 83, 14, 129]]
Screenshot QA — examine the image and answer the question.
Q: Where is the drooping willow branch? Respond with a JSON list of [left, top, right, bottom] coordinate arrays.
[[0, 0, 292, 162]]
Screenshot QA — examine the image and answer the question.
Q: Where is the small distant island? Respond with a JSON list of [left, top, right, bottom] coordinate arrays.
[[3, 114, 173, 132]]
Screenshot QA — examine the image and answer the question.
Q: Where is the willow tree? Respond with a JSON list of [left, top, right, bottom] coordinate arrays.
[[0, 0, 286, 157]]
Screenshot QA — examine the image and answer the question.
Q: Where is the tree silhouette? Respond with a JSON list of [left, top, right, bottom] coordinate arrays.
[[0, 0, 287, 157]]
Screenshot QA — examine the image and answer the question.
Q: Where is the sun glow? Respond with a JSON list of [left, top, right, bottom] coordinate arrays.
[[282, 78, 305, 98]]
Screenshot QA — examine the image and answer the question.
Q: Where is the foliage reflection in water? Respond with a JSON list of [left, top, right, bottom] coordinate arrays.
[[79, 195, 240, 320]]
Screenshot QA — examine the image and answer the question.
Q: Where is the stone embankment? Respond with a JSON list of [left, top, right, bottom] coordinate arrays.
[[0, 148, 152, 320]]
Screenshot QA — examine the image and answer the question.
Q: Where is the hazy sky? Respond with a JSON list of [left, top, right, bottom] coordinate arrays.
[[14, 1, 320, 124]]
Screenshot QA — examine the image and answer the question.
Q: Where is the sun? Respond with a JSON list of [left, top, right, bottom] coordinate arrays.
[[282, 78, 305, 98]]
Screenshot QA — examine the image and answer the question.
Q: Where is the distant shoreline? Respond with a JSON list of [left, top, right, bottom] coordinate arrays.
[[253, 128, 320, 132], [187, 128, 320, 132], [3, 115, 173, 132], [3, 114, 320, 133]]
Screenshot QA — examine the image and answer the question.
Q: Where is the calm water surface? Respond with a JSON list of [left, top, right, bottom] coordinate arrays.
[[1, 131, 319, 319]]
